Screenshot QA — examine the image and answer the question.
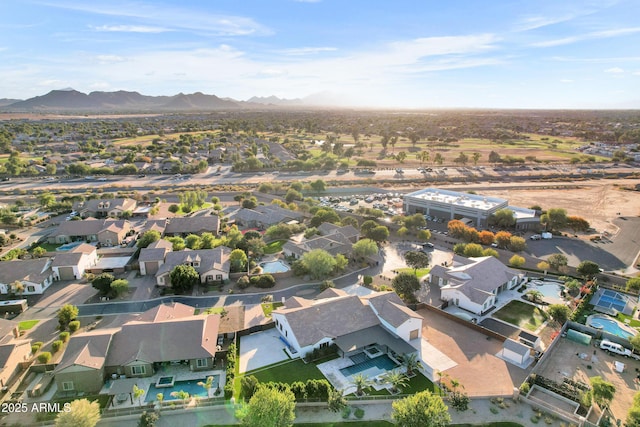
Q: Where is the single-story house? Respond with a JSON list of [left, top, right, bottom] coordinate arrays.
[[317, 223, 360, 243], [48, 219, 131, 246], [72, 198, 137, 219], [51, 243, 98, 280], [138, 239, 173, 276], [164, 216, 220, 237], [155, 247, 231, 287], [54, 303, 220, 394], [231, 204, 303, 230], [0, 258, 54, 295], [430, 256, 525, 315], [272, 289, 422, 358], [0, 319, 31, 390], [283, 228, 354, 259]]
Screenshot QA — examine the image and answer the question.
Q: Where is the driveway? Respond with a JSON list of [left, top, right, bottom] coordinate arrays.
[[239, 329, 289, 373]]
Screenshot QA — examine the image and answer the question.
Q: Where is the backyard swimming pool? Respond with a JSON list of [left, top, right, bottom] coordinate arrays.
[[340, 354, 399, 378], [145, 376, 219, 402], [259, 260, 290, 274], [587, 315, 636, 340], [56, 241, 85, 252]]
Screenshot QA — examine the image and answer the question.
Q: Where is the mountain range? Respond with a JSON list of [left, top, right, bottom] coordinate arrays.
[[0, 89, 328, 112]]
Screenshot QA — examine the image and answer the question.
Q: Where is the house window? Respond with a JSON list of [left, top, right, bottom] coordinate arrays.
[[320, 342, 329, 349], [206, 275, 213, 282], [62, 381, 74, 391], [27, 286, 36, 293], [131, 365, 146, 375], [216, 275, 222, 281], [158, 277, 164, 284], [409, 329, 419, 340], [193, 262, 200, 268], [285, 330, 288, 337], [196, 358, 208, 368]]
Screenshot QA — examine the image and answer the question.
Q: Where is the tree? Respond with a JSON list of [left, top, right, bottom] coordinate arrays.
[[526, 290, 544, 303], [508, 236, 527, 252], [367, 225, 390, 243], [626, 392, 640, 427], [541, 208, 567, 231], [185, 234, 202, 249], [168, 204, 180, 214], [392, 272, 420, 302], [198, 376, 215, 397], [58, 304, 79, 330], [334, 253, 348, 272], [352, 238, 378, 259], [402, 353, 421, 376], [327, 387, 347, 412], [494, 231, 512, 248], [229, 249, 248, 272], [392, 390, 451, 427], [417, 229, 432, 242], [138, 411, 159, 427], [577, 260, 600, 279], [110, 279, 129, 297], [404, 251, 430, 273], [360, 220, 379, 236], [508, 255, 525, 268], [381, 369, 409, 394], [478, 230, 495, 246], [462, 243, 484, 257], [547, 304, 571, 325], [32, 246, 47, 258], [92, 273, 114, 294], [350, 373, 374, 396], [627, 278, 640, 292], [590, 376, 616, 409], [301, 249, 337, 279], [537, 261, 550, 275], [55, 398, 101, 427], [244, 386, 295, 427], [489, 208, 516, 228], [547, 253, 568, 271], [133, 384, 145, 407], [39, 192, 56, 207], [169, 264, 199, 294], [488, 150, 501, 164], [241, 375, 259, 401], [567, 215, 590, 232], [309, 179, 326, 192]]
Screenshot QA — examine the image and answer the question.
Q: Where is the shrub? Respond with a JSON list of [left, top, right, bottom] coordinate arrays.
[[519, 381, 530, 395], [31, 343, 42, 354], [51, 340, 63, 353], [237, 275, 250, 289], [363, 275, 373, 286], [341, 406, 351, 419], [253, 274, 276, 288], [59, 332, 70, 343], [354, 407, 365, 419], [37, 352, 52, 364], [241, 375, 259, 401], [68, 320, 80, 333]]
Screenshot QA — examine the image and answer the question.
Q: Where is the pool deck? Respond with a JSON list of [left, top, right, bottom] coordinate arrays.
[[317, 353, 400, 395], [587, 314, 638, 338]]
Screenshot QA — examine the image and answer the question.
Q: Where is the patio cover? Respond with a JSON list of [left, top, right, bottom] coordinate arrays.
[[334, 325, 416, 355], [107, 378, 141, 405]]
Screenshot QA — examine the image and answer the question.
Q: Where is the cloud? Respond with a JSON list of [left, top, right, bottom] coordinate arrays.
[[560, 79, 574, 83], [278, 47, 337, 56], [92, 24, 170, 33], [604, 67, 624, 73], [532, 27, 640, 47], [94, 55, 126, 64]]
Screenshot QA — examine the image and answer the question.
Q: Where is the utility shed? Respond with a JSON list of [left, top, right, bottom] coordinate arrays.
[[502, 338, 532, 367]]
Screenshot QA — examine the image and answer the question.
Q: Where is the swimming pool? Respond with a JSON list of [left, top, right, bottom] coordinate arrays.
[[259, 260, 290, 274], [340, 354, 398, 378], [531, 282, 564, 303], [145, 376, 220, 402], [56, 241, 85, 252], [587, 315, 636, 340]]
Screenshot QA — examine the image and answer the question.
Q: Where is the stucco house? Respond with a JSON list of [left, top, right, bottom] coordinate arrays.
[[54, 303, 221, 394], [0, 258, 54, 295], [164, 216, 220, 237], [429, 256, 525, 315], [72, 198, 137, 219], [51, 243, 98, 280], [155, 247, 231, 287], [283, 228, 354, 260], [48, 219, 131, 246], [138, 239, 173, 276], [0, 319, 32, 391], [272, 289, 421, 360], [231, 204, 303, 230]]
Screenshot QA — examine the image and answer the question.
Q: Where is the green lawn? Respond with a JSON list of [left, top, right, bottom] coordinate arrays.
[[18, 320, 40, 331], [366, 372, 436, 396], [205, 423, 393, 427], [617, 312, 640, 328], [397, 267, 431, 279], [452, 424, 523, 427], [35, 242, 61, 252], [263, 240, 286, 254], [492, 300, 548, 332], [246, 358, 325, 385], [261, 302, 284, 317]]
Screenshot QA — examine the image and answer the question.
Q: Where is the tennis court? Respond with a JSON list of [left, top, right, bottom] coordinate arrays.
[[591, 288, 635, 315]]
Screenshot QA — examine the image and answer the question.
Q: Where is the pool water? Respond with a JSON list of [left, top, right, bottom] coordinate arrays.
[[145, 376, 220, 402], [588, 316, 636, 340], [529, 282, 564, 303], [259, 260, 290, 274], [340, 354, 398, 377], [56, 241, 85, 252]]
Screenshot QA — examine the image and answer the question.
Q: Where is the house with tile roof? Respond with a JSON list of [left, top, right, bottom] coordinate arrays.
[[51, 243, 98, 280], [53, 303, 220, 394], [138, 239, 173, 276], [231, 204, 303, 230], [429, 256, 525, 315], [48, 219, 131, 246], [72, 198, 137, 219], [164, 216, 220, 237], [0, 319, 31, 391], [272, 289, 422, 359], [155, 247, 231, 286], [283, 224, 355, 259], [0, 258, 54, 295]]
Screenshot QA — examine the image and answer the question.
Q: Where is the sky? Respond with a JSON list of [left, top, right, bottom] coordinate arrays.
[[1, 0, 639, 109]]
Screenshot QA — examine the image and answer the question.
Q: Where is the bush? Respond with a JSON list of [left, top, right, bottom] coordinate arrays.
[[341, 406, 351, 419], [354, 407, 365, 419], [51, 340, 63, 353], [37, 352, 52, 364], [59, 332, 70, 343], [32, 342, 43, 354], [68, 320, 80, 333], [252, 274, 276, 289], [241, 375, 259, 401], [519, 381, 530, 395], [237, 275, 250, 289]]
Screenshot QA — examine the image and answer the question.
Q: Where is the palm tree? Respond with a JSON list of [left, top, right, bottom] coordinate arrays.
[[156, 393, 164, 412], [132, 384, 144, 407], [10, 281, 24, 297], [350, 373, 374, 397], [170, 390, 190, 401], [380, 370, 408, 394], [402, 353, 421, 377], [526, 290, 544, 303], [197, 376, 214, 397]]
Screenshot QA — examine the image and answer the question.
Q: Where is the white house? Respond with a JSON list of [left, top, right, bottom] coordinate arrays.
[[430, 256, 524, 316], [501, 338, 533, 367], [155, 247, 231, 286], [0, 258, 54, 295], [51, 243, 99, 280], [272, 289, 421, 359]]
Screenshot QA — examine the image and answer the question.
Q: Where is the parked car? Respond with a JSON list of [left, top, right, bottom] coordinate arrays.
[[600, 339, 640, 359]]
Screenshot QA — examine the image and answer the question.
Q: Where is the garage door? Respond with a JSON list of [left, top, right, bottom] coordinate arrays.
[[144, 261, 159, 275], [58, 267, 76, 280]]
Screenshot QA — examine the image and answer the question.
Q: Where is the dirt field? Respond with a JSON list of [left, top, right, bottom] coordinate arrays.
[[535, 336, 640, 423]]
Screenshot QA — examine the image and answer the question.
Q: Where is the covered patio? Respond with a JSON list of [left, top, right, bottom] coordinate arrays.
[[334, 325, 416, 359]]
